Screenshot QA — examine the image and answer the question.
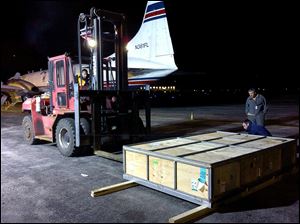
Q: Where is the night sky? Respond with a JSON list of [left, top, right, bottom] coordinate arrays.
[[0, 1, 298, 88]]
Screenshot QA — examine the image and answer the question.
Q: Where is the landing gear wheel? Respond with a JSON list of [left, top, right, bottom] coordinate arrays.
[[22, 115, 38, 145], [56, 118, 79, 157]]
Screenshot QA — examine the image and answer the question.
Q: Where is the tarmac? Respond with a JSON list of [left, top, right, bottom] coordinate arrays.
[[1, 95, 299, 223]]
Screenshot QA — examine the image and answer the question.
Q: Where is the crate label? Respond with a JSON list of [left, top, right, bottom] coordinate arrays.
[[153, 160, 159, 166], [199, 168, 207, 184], [191, 178, 205, 192], [191, 179, 198, 191], [191, 168, 207, 192]]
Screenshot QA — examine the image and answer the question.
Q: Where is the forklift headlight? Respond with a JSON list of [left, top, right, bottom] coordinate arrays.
[[87, 38, 97, 48]]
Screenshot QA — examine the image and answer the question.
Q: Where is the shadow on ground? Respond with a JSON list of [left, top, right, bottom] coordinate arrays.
[[218, 169, 299, 213]]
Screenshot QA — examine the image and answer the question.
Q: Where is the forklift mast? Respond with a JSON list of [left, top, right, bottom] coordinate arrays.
[[75, 8, 150, 152], [78, 8, 128, 91]]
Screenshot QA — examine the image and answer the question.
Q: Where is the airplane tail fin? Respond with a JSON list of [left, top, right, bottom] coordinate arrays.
[[127, 1, 177, 70]]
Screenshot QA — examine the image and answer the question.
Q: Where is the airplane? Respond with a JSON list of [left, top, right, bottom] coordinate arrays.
[[1, 79, 40, 108], [6, 1, 177, 90], [126, 1, 178, 85]]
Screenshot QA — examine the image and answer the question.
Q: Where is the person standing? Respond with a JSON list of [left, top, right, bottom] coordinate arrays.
[[245, 88, 268, 126]]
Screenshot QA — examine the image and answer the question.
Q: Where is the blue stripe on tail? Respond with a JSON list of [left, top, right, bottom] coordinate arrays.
[[146, 1, 165, 13]]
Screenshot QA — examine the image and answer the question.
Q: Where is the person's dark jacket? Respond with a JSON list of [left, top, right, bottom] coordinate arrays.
[[246, 121, 272, 136]]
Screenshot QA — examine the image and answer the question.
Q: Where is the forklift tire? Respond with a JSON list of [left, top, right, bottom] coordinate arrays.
[[79, 117, 92, 153], [22, 115, 38, 145], [56, 118, 79, 157], [80, 117, 90, 135]]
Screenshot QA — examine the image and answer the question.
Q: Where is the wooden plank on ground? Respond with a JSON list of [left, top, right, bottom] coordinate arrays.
[[94, 150, 123, 162], [91, 181, 138, 197], [169, 205, 215, 223]]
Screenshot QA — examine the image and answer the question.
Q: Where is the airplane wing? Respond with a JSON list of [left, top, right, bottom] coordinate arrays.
[[1, 83, 23, 92], [1, 79, 40, 108], [1, 83, 23, 107]]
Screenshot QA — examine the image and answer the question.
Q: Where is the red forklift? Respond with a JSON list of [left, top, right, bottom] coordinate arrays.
[[22, 8, 150, 161]]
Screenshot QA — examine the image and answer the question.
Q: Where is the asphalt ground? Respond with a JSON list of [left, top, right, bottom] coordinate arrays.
[[1, 96, 299, 223]]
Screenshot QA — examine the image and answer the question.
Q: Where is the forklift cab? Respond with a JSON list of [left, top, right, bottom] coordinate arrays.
[[48, 54, 95, 113], [47, 54, 74, 113]]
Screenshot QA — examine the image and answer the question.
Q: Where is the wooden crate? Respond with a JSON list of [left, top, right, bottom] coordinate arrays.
[[238, 136, 296, 173], [123, 131, 297, 207], [240, 154, 263, 185], [281, 140, 297, 170], [128, 137, 196, 151], [206, 134, 263, 145], [185, 131, 237, 141], [125, 151, 148, 180], [125, 137, 196, 180], [183, 149, 241, 199]]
